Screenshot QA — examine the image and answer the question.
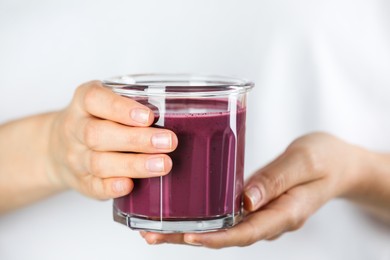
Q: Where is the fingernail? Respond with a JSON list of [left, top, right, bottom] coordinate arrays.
[[112, 180, 125, 193], [184, 236, 203, 246], [151, 133, 172, 149], [245, 185, 262, 210], [130, 108, 150, 124], [145, 157, 165, 173]]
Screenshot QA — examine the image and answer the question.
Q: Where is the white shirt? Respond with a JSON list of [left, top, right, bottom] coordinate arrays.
[[1, 1, 389, 259]]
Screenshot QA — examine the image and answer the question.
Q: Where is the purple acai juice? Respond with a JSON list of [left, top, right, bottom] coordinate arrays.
[[114, 98, 246, 225]]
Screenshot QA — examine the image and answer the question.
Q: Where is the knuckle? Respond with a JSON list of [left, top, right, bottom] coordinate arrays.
[[88, 180, 104, 200], [73, 84, 86, 101], [126, 132, 142, 150], [82, 83, 103, 111], [61, 146, 87, 175], [210, 244, 225, 249], [108, 94, 124, 114], [236, 222, 259, 248], [64, 151, 81, 173], [237, 238, 256, 248], [261, 170, 286, 198], [265, 234, 282, 241], [83, 120, 101, 149], [84, 178, 110, 201], [286, 142, 323, 176], [60, 113, 75, 139], [89, 151, 103, 176], [100, 183, 112, 200], [285, 204, 307, 232], [288, 216, 306, 232], [122, 155, 136, 173]]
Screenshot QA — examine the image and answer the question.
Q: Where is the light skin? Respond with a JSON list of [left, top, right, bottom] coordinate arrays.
[[0, 81, 177, 212], [0, 81, 389, 249], [141, 133, 390, 248]]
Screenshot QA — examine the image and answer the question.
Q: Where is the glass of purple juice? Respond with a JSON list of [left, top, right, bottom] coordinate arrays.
[[103, 74, 253, 233]]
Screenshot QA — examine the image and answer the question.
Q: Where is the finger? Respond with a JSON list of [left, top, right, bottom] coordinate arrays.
[[184, 180, 327, 248], [142, 232, 185, 245], [183, 213, 272, 248], [78, 118, 178, 153], [86, 151, 173, 178], [80, 176, 134, 200], [266, 234, 283, 241], [243, 146, 324, 211], [74, 81, 154, 126]]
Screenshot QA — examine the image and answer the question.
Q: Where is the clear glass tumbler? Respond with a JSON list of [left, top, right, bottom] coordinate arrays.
[[103, 74, 254, 233]]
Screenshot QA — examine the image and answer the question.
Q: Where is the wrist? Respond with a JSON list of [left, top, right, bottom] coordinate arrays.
[[340, 144, 389, 203], [43, 111, 69, 193], [337, 144, 371, 199]]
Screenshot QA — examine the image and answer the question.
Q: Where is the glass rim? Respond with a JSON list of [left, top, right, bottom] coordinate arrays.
[[102, 73, 254, 97]]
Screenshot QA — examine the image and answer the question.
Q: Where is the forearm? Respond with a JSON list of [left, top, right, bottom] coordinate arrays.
[[0, 112, 65, 213]]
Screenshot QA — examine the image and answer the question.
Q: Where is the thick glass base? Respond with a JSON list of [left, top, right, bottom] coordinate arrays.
[[113, 206, 243, 233]]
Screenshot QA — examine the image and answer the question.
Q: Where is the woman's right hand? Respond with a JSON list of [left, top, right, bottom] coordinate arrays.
[[141, 133, 390, 247], [46, 80, 178, 200]]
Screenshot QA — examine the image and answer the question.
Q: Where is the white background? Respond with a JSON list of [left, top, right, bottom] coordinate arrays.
[[1, 0, 390, 259]]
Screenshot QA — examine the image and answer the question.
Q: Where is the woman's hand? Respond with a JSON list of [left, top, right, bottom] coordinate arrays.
[[47, 81, 178, 200], [142, 133, 383, 248]]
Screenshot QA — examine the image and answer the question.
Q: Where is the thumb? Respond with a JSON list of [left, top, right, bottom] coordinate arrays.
[[243, 148, 323, 212]]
